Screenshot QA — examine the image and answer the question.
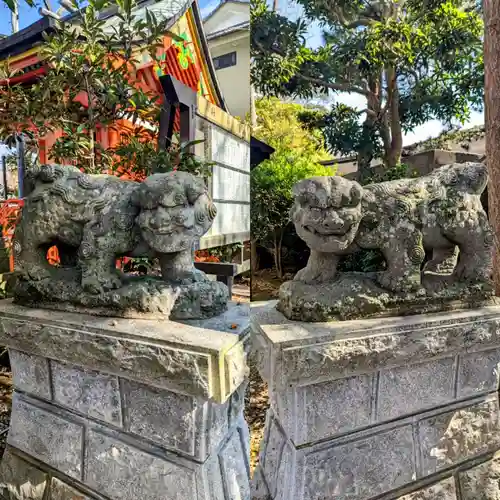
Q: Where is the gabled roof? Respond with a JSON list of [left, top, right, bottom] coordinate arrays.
[[206, 20, 249, 40], [0, 17, 57, 60], [191, 0, 227, 110], [203, 0, 249, 23]]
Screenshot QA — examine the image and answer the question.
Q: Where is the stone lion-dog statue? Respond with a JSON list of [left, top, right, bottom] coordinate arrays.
[[12, 165, 227, 319], [279, 162, 495, 321]]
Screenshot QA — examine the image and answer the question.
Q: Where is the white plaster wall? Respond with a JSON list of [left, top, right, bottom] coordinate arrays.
[[204, 1, 249, 35]]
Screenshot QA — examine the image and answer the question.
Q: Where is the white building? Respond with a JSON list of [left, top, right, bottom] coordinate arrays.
[[203, 0, 250, 121]]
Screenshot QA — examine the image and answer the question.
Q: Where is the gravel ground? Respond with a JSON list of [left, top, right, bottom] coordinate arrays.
[[233, 283, 270, 472], [245, 357, 269, 473]]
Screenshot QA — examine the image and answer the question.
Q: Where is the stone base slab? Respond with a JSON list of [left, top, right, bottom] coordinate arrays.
[[251, 301, 500, 500], [278, 273, 496, 322], [0, 301, 251, 500], [13, 270, 229, 321]]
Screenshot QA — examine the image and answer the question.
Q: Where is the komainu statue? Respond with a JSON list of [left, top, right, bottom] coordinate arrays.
[[278, 162, 496, 322], [12, 165, 228, 319]]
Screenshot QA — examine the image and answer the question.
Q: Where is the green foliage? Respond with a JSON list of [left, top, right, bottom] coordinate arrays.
[[402, 125, 485, 155], [364, 163, 418, 185], [250, 97, 331, 161], [122, 257, 158, 275], [110, 136, 214, 178], [205, 242, 244, 262], [0, 0, 211, 178], [24, 0, 166, 172], [251, 0, 484, 175], [251, 150, 336, 277]]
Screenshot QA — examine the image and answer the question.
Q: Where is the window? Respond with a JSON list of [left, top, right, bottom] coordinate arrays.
[[213, 51, 237, 70]]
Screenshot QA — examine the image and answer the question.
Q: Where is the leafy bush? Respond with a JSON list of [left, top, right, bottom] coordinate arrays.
[[251, 149, 336, 278]]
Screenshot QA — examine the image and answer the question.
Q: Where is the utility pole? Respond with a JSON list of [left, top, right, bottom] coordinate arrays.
[[11, 0, 19, 34], [485, 0, 500, 294]]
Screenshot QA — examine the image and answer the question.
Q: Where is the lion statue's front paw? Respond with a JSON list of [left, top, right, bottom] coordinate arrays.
[[26, 263, 52, 281], [294, 267, 333, 284], [377, 271, 422, 293], [167, 268, 206, 284]]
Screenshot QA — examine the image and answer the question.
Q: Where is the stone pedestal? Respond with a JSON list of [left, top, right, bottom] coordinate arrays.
[[251, 301, 500, 500], [0, 300, 251, 500]]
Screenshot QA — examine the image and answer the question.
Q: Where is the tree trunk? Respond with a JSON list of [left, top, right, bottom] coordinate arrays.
[[387, 69, 403, 168], [357, 75, 380, 184], [357, 119, 376, 184], [273, 232, 283, 279], [485, 0, 500, 294], [272, 0, 278, 12], [250, 85, 257, 128], [251, 238, 259, 276], [89, 129, 95, 173]]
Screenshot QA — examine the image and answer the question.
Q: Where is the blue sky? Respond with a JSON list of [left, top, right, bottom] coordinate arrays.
[[0, 0, 218, 33]]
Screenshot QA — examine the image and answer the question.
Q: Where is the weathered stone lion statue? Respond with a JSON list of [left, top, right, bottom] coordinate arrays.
[[278, 162, 495, 321], [12, 165, 228, 319]]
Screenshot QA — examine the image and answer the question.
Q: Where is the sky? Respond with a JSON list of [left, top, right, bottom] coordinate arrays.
[[0, 0, 218, 33]]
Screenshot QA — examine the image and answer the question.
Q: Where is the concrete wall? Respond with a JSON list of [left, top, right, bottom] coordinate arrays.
[[341, 149, 484, 180]]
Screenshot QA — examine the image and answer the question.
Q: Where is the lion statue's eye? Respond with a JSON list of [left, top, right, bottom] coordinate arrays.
[[349, 186, 362, 207]]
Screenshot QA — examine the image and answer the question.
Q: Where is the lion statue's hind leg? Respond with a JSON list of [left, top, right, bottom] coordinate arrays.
[[378, 229, 425, 293], [449, 212, 494, 284], [423, 246, 459, 275]]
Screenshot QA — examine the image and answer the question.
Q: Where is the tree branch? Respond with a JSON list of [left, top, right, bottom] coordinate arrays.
[[295, 72, 372, 97], [332, 5, 374, 28], [252, 38, 372, 97]]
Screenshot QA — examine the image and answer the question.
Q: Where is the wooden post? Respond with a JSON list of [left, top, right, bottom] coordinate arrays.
[[158, 75, 197, 155], [485, 0, 500, 294]]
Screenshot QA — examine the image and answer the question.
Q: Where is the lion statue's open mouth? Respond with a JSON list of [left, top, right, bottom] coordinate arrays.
[[304, 224, 353, 237]]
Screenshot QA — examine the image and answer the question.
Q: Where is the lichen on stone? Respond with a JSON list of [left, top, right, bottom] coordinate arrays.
[[282, 162, 495, 322], [12, 165, 228, 320]]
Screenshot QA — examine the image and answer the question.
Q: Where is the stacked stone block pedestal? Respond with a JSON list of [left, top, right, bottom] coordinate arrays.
[[0, 301, 251, 500], [251, 301, 500, 500]]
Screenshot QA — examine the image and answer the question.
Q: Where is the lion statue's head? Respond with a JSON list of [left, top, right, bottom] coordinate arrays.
[[133, 171, 217, 254], [291, 176, 364, 253]]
